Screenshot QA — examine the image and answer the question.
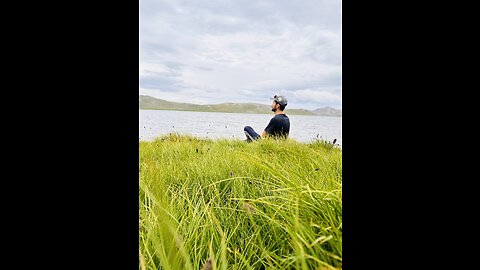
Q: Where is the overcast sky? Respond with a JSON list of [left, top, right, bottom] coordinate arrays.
[[140, 0, 341, 110]]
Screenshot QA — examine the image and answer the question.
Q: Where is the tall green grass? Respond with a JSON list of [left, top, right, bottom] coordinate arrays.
[[139, 133, 342, 270]]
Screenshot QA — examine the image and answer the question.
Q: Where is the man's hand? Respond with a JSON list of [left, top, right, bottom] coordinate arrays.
[[261, 130, 267, 138]]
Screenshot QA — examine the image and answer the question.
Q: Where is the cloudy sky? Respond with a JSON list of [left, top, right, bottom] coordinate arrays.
[[140, 0, 341, 110]]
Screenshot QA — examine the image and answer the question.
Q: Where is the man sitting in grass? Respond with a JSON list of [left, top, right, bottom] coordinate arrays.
[[244, 94, 290, 142]]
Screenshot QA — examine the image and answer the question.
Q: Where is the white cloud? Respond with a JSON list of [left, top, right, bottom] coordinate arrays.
[[140, 0, 341, 109], [292, 88, 341, 105]]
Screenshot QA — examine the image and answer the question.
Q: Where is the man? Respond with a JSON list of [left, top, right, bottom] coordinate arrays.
[[244, 95, 290, 142]]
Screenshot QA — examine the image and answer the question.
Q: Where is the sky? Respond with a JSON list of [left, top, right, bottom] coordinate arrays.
[[140, 0, 342, 110]]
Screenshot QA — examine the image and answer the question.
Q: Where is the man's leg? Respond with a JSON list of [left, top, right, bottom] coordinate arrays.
[[244, 126, 261, 142]]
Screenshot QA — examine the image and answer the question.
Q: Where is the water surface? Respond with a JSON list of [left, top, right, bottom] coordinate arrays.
[[139, 110, 342, 146]]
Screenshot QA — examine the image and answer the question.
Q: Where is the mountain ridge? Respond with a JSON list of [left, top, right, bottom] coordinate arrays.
[[139, 95, 341, 117]]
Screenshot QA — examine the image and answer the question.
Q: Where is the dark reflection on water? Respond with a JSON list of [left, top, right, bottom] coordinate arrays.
[[139, 110, 342, 147]]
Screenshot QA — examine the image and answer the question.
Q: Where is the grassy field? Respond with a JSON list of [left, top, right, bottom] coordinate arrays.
[[139, 134, 342, 269]]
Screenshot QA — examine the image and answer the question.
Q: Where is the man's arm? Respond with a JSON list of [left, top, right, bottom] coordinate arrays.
[[262, 117, 277, 138]]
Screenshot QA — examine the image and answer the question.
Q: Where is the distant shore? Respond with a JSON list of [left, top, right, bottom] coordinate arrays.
[[140, 107, 343, 117], [139, 95, 342, 117]]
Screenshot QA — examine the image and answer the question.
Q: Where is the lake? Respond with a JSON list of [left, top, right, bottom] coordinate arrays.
[[139, 110, 342, 147]]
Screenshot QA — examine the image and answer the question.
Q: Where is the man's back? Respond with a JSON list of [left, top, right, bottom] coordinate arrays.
[[264, 114, 290, 138]]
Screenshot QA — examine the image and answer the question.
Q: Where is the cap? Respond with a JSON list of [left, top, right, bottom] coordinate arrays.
[[270, 95, 288, 106]]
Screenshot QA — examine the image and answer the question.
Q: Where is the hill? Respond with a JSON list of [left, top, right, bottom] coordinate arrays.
[[139, 95, 341, 116]]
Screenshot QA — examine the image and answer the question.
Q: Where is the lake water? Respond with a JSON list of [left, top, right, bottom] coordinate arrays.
[[139, 110, 342, 147]]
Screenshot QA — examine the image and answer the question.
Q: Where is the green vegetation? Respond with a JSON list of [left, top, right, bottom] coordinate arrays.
[[139, 133, 342, 269]]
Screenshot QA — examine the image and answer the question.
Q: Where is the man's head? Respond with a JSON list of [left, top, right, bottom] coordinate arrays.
[[270, 95, 287, 112]]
